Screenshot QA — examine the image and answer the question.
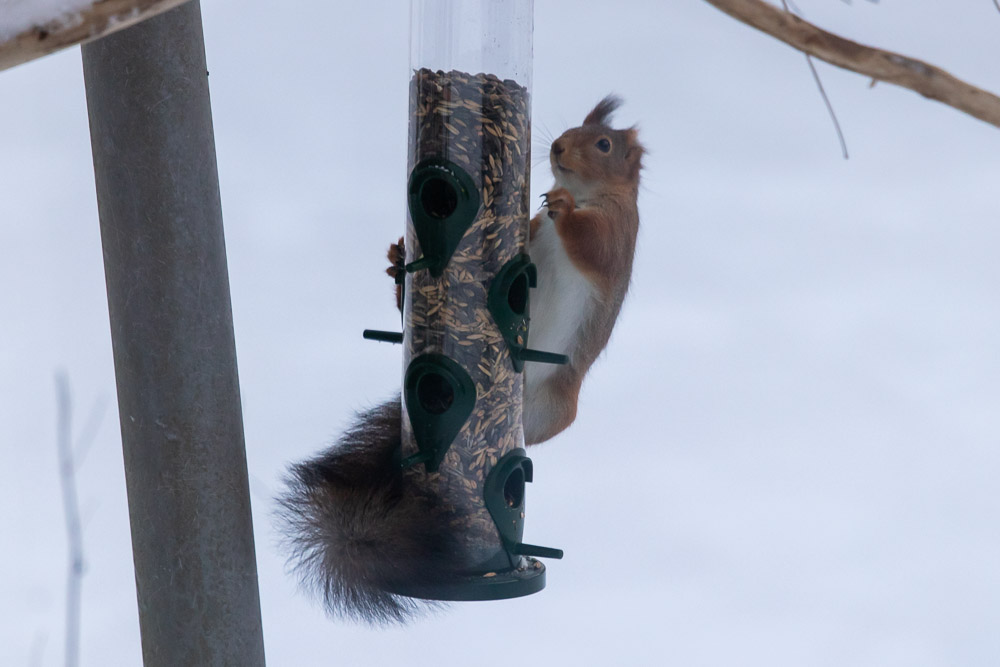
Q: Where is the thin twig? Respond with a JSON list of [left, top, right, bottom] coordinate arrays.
[[703, 0, 1000, 129], [73, 394, 108, 469], [779, 0, 849, 159], [29, 630, 47, 667], [55, 372, 83, 667], [804, 54, 849, 158]]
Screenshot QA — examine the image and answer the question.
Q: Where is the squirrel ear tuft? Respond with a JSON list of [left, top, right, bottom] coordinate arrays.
[[583, 95, 623, 126]]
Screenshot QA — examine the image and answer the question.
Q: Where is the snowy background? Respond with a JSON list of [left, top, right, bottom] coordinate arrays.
[[3, 1, 1000, 665]]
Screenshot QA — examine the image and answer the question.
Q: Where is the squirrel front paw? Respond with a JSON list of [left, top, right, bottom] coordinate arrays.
[[542, 188, 575, 220], [386, 237, 405, 312], [386, 237, 406, 283]]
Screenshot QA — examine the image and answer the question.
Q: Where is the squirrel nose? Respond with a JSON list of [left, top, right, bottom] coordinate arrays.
[[551, 141, 565, 156]]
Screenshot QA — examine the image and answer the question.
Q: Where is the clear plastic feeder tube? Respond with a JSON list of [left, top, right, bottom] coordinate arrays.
[[401, 0, 534, 579], [410, 0, 532, 92]]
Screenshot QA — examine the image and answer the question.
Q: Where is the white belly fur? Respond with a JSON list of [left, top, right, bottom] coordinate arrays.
[[525, 214, 597, 393]]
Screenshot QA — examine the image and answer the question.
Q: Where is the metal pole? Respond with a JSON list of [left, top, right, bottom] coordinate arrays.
[[81, 3, 266, 664]]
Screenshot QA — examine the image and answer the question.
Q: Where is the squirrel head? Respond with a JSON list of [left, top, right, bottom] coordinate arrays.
[[549, 95, 644, 199]]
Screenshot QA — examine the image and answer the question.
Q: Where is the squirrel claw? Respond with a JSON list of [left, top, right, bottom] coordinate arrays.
[[543, 188, 574, 220], [386, 237, 406, 283], [387, 237, 406, 312]]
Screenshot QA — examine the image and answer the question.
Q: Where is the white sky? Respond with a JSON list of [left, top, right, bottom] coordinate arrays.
[[2, 1, 1000, 665]]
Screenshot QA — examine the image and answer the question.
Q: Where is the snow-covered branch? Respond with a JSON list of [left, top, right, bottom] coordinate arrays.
[[0, 0, 189, 73]]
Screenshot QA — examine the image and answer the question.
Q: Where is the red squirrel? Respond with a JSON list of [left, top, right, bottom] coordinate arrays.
[[522, 95, 642, 442], [279, 96, 643, 624]]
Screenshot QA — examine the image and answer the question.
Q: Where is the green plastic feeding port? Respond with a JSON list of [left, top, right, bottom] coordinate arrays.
[[405, 158, 480, 277], [484, 449, 564, 561], [401, 353, 476, 472], [488, 254, 570, 372], [388, 448, 562, 603]]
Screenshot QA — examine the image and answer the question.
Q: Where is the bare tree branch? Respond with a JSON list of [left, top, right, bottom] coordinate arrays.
[[55, 373, 83, 667], [703, 0, 1000, 129]]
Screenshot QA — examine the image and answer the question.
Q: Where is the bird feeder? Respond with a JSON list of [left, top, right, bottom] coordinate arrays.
[[368, 0, 564, 601]]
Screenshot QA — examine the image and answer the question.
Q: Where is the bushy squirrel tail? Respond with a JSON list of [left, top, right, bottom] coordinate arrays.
[[277, 399, 457, 625]]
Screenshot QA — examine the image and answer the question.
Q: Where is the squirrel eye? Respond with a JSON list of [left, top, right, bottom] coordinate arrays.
[[596, 138, 612, 153]]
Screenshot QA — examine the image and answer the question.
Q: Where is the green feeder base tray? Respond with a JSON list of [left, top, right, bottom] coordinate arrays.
[[387, 557, 546, 602]]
